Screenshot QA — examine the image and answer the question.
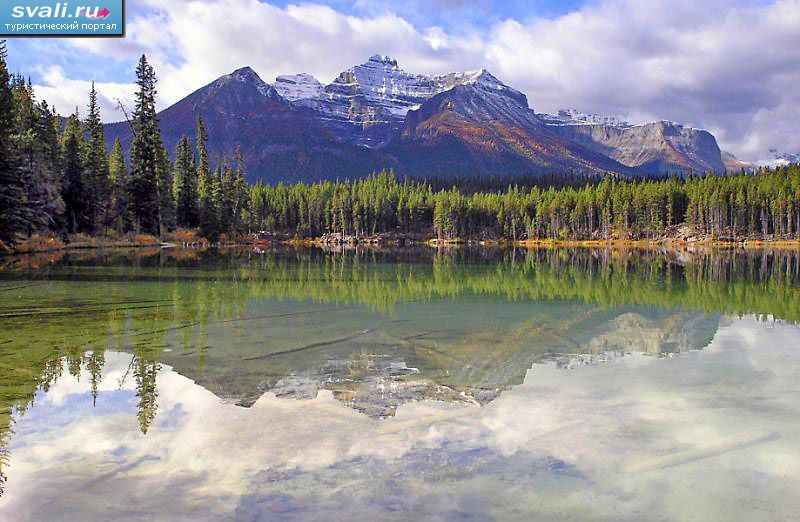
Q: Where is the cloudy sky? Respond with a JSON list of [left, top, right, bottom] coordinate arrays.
[[6, 0, 800, 160]]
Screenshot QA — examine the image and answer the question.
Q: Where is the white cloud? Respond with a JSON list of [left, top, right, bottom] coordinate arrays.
[[24, 0, 800, 159], [482, 0, 800, 158], [3, 317, 800, 520], [32, 65, 136, 122]]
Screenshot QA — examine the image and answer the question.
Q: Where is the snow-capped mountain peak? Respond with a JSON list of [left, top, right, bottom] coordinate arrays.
[[228, 66, 260, 81], [208, 66, 277, 99], [270, 55, 531, 145], [103, 55, 732, 183], [271, 55, 528, 120], [368, 54, 399, 67], [459, 68, 499, 86]]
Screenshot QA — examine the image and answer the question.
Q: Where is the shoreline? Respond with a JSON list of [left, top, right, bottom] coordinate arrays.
[[507, 238, 800, 249], [5, 234, 800, 256]]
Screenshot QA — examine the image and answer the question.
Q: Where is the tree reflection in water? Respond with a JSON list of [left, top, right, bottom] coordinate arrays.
[[0, 246, 798, 497]]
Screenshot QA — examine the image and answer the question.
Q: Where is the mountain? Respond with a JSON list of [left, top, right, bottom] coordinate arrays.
[[272, 55, 525, 148], [106, 55, 730, 183], [757, 149, 800, 168], [540, 110, 726, 175], [156, 304, 720, 417], [721, 150, 758, 172], [105, 66, 393, 183], [390, 73, 635, 177]]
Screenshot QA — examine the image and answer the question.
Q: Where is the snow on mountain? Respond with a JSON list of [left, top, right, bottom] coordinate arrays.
[[271, 55, 532, 146], [720, 150, 754, 172], [263, 56, 726, 175], [273, 73, 324, 101], [541, 110, 725, 174], [538, 109, 632, 128], [217, 66, 278, 99], [757, 149, 800, 167], [104, 55, 735, 181]]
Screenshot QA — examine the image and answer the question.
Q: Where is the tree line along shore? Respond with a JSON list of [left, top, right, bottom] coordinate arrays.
[[2, 45, 800, 254]]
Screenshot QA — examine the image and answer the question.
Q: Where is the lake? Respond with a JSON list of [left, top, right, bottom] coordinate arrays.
[[0, 247, 799, 521]]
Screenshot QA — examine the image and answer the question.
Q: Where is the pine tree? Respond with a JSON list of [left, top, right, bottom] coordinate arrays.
[[128, 55, 163, 235], [173, 134, 199, 228], [0, 40, 28, 246], [84, 82, 109, 233]]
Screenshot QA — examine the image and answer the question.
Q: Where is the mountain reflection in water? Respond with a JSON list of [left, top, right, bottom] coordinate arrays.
[[0, 247, 798, 520]]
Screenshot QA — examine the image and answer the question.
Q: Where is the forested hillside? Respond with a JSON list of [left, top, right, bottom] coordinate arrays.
[[1, 44, 799, 249]]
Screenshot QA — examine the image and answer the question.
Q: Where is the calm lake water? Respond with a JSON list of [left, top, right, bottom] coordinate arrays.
[[0, 247, 799, 521]]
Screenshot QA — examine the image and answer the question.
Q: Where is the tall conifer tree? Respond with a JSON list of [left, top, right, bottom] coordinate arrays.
[[196, 115, 217, 238], [61, 113, 86, 234], [108, 138, 129, 233], [11, 76, 64, 234], [173, 135, 199, 228], [128, 55, 163, 235], [84, 82, 109, 233], [0, 40, 28, 246]]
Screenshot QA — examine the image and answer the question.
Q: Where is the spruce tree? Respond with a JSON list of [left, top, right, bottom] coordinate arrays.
[[84, 82, 109, 233], [156, 143, 175, 235], [61, 113, 86, 234], [213, 162, 229, 234], [196, 115, 217, 238], [39, 101, 66, 231], [219, 161, 235, 233], [173, 134, 199, 228], [108, 138, 129, 233], [231, 147, 249, 233], [202, 162, 223, 239], [0, 40, 28, 246], [11, 76, 64, 235], [128, 55, 163, 235]]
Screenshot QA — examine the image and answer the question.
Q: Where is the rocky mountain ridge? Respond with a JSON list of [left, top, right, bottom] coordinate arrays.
[[543, 117, 726, 174], [105, 54, 730, 183], [538, 109, 632, 128], [273, 54, 531, 148], [104, 65, 393, 183]]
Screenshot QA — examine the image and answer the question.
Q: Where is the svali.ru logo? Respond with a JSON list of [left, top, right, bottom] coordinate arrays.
[[11, 3, 111, 19], [1, 0, 123, 37]]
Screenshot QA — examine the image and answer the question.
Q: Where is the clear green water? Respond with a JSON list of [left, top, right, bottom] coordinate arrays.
[[0, 247, 799, 521]]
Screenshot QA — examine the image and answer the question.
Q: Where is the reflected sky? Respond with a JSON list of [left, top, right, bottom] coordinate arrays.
[[1, 317, 799, 521], [1, 248, 799, 520]]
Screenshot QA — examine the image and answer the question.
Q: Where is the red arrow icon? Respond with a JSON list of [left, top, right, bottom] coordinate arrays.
[[86, 7, 111, 19]]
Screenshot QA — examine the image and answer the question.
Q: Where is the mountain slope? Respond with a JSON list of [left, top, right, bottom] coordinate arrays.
[[541, 110, 726, 175], [274, 55, 538, 148], [390, 78, 635, 177], [721, 150, 758, 172], [105, 67, 394, 183], [104, 56, 733, 183]]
